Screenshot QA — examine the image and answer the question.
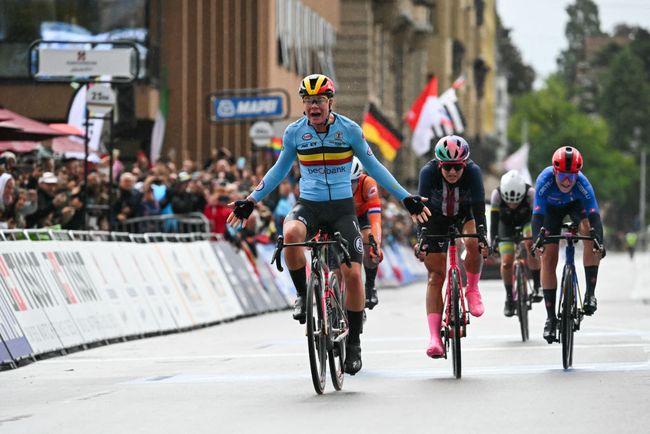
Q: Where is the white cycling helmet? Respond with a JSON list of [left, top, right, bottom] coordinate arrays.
[[499, 170, 526, 204], [351, 157, 363, 181]]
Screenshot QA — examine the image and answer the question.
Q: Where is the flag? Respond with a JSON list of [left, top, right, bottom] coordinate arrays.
[[406, 76, 449, 156], [361, 103, 403, 161], [503, 143, 533, 185], [67, 84, 104, 152], [270, 136, 282, 158], [439, 87, 465, 134]]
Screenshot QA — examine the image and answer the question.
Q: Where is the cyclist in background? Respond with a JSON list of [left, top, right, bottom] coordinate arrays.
[[531, 146, 605, 344], [416, 135, 488, 358], [351, 157, 383, 310], [228, 74, 430, 375], [625, 231, 637, 259], [490, 170, 542, 317]]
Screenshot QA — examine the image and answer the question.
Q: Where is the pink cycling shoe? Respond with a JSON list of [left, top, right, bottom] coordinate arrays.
[[426, 335, 445, 358], [465, 272, 485, 317], [426, 312, 444, 358]]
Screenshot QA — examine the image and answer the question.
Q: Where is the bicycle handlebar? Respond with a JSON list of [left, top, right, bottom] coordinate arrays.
[[270, 231, 352, 272], [531, 227, 603, 258], [417, 224, 489, 258]]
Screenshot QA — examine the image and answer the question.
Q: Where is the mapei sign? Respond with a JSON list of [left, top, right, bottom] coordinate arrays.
[[209, 89, 289, 123]]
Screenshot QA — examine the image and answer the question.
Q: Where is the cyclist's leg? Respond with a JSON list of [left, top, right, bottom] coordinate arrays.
[[422, 216, 450, 357], [462, 218, 485, 317], [499, 221, 516, 316], [424, 252, 447, 357], [540, 206, 563, 342], [578, 215, 601, 314], [330, 200, 364, 374], [523, 222, 542, 296], [284, 201, 318, 322], [359, 214, 379, 308]]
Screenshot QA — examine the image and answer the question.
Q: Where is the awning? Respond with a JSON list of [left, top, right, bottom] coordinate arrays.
[[0, 136, 86, 154], [0, 107, 74, 141]]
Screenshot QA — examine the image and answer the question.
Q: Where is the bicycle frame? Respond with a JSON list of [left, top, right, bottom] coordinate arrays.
[[558, 234, 582, 320], [445, 240, 468, 332]]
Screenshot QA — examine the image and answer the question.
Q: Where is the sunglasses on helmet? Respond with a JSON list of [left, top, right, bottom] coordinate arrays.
[[555, 171, 578, 183], [440, 162, 465, 172]]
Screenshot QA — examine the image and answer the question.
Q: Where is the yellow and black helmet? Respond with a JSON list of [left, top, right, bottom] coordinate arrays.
[[298, 74, 335, 98]]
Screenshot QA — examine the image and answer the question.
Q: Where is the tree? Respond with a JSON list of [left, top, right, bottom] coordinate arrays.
[[496, 16, 535, 94], [557, 0, 604, 98], [598, 47, 650, 152], [508, 76, 638, 229]]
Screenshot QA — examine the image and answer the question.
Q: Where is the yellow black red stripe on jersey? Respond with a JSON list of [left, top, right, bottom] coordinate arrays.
[[297, 146, 353, 167]]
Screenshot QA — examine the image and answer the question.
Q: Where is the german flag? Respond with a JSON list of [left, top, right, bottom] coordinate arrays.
[[362, 103, 403, 161]]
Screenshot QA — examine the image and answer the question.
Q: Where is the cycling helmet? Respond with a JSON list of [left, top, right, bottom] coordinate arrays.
[[350, 157, 363, 181], [299, 74, 335, 98], [552, 146, 583, 173], [499, 170, 527, 204], [434, 135, 470, 162]]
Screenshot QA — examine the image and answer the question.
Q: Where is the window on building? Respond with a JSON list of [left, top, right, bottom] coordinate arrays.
[[0, 0, 148, 80]]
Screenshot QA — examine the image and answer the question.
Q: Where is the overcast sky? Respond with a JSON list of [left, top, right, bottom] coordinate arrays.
[[497, 0, 650, 86]]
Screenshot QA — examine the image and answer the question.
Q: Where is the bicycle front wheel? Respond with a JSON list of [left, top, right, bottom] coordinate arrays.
[[450, 269, 462, 379], [306, 273, 327, 394], [560, 265, 575, 369], [327, 273, 346, 391], [515, 263, 529, 342]]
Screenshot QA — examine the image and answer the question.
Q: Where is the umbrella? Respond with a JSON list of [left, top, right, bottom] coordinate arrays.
[[0, 107, 73, 141]]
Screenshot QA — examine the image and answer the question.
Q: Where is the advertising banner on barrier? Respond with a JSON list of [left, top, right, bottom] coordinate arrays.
[[153, 243, 221, 326], [186, 242, 244, 321], [0, 242, 64, 354], [236, 246, 284, 310], [212, 242, 267, 314], [109, 242, 166, 334], [127, 244, 187, 331], [0, 279, 32, 362], [34, 242, 115, 344], [254, 253, 291, 308], [397, 244, 427, 280], [81, 243, 151, 337], [256, 244, 296, 301]]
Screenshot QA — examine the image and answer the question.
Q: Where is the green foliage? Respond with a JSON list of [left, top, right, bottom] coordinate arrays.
[[557, 0, 603, 96], [508, 77, 639, 228], [598, 47, 650, 151]]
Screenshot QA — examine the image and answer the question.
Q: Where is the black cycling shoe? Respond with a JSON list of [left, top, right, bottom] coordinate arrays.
[[583, 294, 597, 316], [292, 296, 306, 324], [532, 287, 543, 303], [543, 318, 558, 344], [365, 287, 379, 310], [344, 343, 362, 375], [504, 299, 516, 317]]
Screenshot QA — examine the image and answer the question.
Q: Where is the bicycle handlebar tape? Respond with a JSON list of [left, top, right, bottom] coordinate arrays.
[[233, 199, 255, 220], [402, 195, 425, 215]]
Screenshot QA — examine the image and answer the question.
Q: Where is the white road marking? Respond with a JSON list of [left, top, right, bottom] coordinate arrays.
[[40, 342, 648, 364]]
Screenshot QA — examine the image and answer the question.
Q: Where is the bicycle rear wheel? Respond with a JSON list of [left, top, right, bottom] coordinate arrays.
[[560, 265, 575, 369], [327, 273, 347, 391], [450, 269, 462, 379], [306, 273, 327, 393], [515, 263, 529, 342]]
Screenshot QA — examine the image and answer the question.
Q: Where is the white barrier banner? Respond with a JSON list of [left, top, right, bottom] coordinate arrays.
[[153, 243, 221, 325], [130, 244, 193, 330], [211, 242, 265, 314], [0, 242, 64, 354], [80, 243, 151, 336], [186, 242, 244, 321]]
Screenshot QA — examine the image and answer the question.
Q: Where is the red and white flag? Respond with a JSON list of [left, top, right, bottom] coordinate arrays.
[[406, 76, 448, 156]]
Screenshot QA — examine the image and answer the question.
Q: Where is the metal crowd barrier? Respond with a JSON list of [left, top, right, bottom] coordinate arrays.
[[116, 212, 211, 234]]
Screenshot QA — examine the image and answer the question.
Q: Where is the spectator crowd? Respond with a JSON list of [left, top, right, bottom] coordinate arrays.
[[0, 147, 416, 253]]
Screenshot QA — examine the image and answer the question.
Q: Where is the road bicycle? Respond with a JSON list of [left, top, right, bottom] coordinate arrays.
[[532, 224, 603, 369], [272, 229, 351, 394], [417, 225, 488, 379], [494, 226, 534, 342]]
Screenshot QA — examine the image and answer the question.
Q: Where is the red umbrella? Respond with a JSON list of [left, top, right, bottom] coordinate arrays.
[[0, 107, 73, 141]]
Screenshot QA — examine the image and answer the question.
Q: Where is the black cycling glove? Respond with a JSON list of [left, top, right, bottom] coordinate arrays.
[[402, 195, 426, 215], [233, 199, 255, 220]]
